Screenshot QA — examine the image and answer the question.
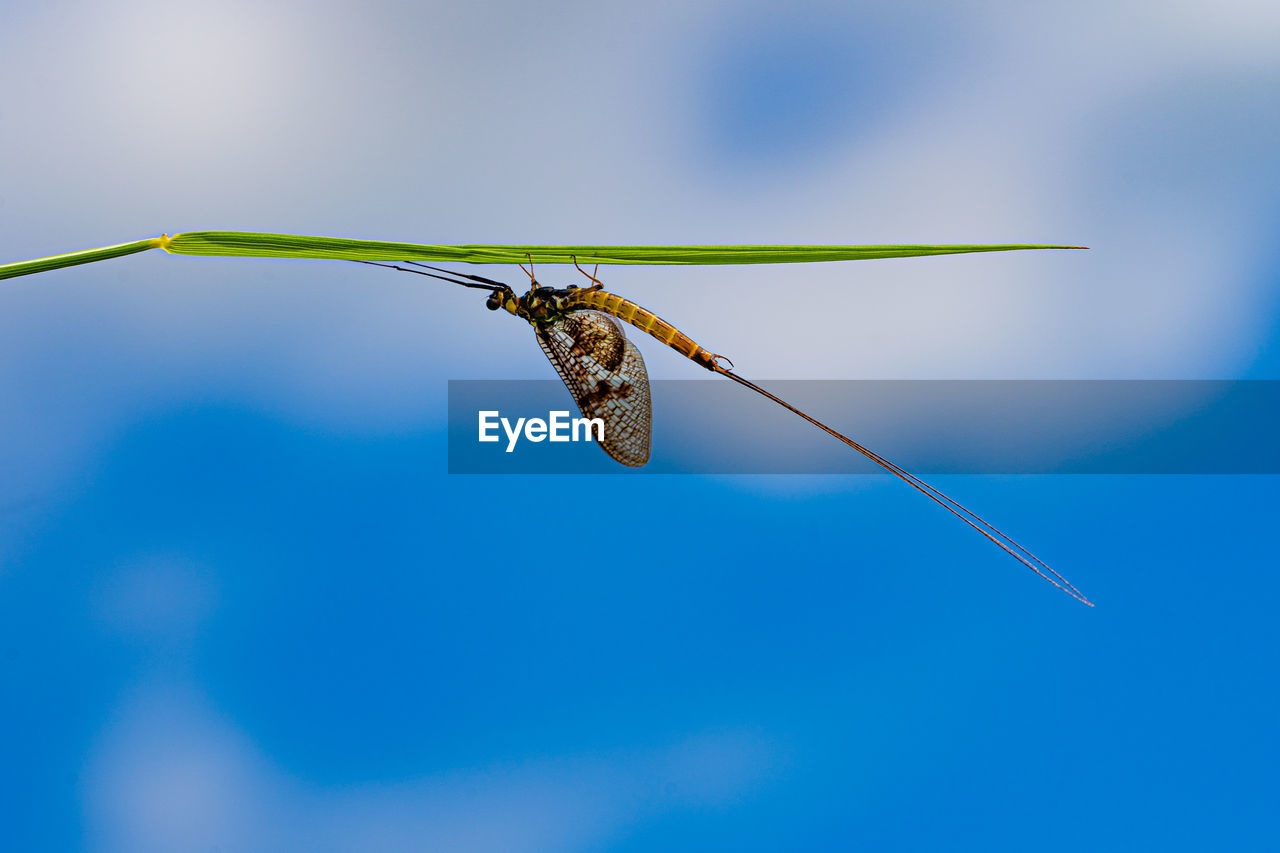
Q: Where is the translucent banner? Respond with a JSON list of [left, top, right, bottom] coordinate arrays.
[[447, 380, 1280, 474]]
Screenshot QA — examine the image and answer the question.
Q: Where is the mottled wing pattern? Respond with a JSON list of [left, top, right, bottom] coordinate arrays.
[[535, 310, 652, 467]]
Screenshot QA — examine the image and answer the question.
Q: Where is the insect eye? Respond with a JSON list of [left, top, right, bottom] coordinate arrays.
[[485, 292, 502, 311]]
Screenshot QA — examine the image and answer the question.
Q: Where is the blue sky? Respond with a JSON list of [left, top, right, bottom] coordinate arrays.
[[2, 1, 1279, 850]]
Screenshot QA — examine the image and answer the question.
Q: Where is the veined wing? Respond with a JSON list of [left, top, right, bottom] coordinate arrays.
[[535, 310, 652, 467]]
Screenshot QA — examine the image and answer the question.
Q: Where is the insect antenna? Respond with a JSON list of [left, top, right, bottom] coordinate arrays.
[[357, 260, 507, 292], [713, 366, 1094, 607], [403, 262, 511, 289]]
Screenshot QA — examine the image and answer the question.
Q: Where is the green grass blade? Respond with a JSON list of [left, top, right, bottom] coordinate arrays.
[[0, 237, 164, 280], [165, 231, 1086, 265], [1, 231, 1086, 281]]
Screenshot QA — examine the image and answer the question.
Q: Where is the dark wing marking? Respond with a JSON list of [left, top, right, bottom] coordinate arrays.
[[536, 310, 652, 467]]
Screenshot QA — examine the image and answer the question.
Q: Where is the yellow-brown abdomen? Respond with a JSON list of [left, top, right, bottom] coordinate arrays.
[[566, 289, 717, 369]]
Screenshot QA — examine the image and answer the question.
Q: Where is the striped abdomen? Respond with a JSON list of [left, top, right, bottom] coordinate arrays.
[[564, 288, 719, 371]]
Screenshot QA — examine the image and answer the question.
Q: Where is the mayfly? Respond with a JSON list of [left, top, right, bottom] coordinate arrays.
[[365, 258, 1093, 607]]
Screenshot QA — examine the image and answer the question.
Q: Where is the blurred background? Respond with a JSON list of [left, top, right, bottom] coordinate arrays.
[[2, 1, 1277, 849]]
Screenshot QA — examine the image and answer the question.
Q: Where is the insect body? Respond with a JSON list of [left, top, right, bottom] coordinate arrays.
[[366, 259, 1093, 607], [481, 278, 720, 467]]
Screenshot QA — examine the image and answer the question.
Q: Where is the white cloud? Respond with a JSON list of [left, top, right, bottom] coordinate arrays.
[[93, 553, 218, 642], [83, 685, 779, 852]]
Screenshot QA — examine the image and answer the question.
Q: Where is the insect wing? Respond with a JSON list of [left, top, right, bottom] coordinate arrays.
[[536, 310, 652, 467]]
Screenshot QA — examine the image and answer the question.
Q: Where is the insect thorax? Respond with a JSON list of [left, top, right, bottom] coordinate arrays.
[[514, 286, 577, 325]]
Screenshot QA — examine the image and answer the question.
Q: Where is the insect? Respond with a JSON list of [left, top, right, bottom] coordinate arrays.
[[364, 258, 1093, 607]]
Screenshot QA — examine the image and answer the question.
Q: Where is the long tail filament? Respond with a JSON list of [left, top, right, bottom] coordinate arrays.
[[713, 367, 1093, 607]]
